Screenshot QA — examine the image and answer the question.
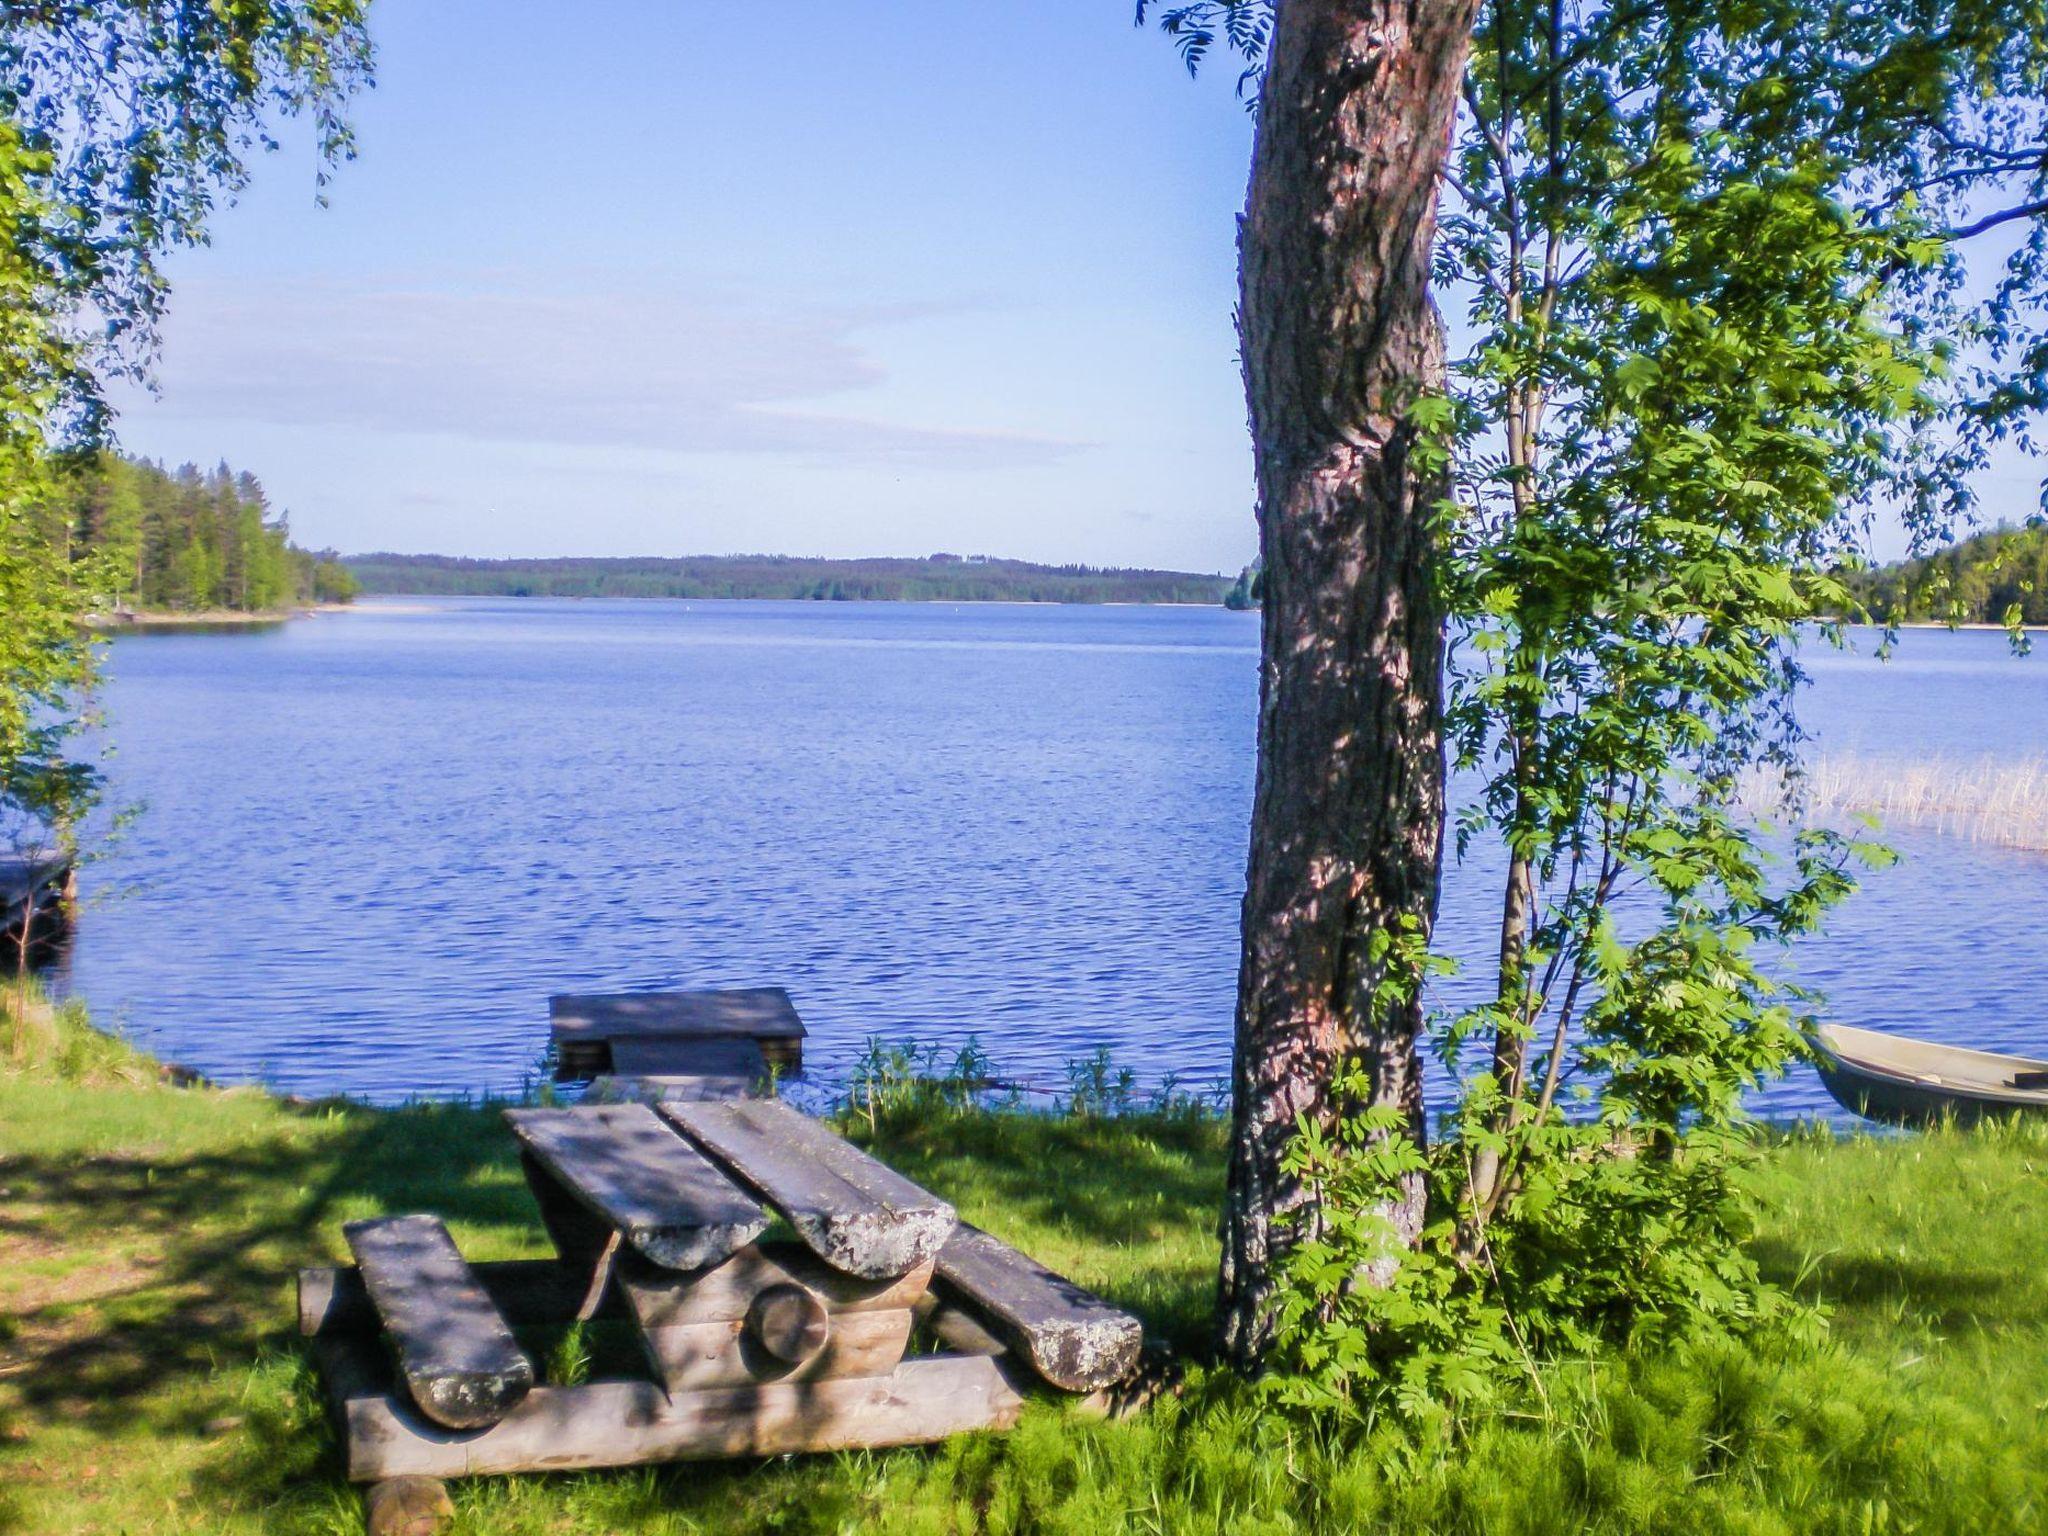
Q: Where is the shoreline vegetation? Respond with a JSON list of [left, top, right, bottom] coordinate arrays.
[[6, 987, 2048, 1534], [343, 552, 1237, 606], [51, 455, 358, 616], [1841, 523, 2048, 627], [1745, 753, 2048, 853]]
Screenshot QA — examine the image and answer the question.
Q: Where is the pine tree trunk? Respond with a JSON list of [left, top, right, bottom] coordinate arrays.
[[1218, 0, 1475, 1368]]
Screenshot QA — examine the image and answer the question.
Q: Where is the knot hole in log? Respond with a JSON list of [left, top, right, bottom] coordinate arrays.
[[745, 1283, 831, 1368]]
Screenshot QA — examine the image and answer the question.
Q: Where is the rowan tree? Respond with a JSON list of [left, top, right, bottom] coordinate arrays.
[[1146, 0, 2048, 1386]]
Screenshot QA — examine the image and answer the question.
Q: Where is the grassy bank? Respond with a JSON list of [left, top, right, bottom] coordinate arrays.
[[4, 997, 2047, 1534]]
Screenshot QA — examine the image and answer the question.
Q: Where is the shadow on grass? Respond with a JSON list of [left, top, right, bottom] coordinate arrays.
[[0, 1097, 539, 1521], [0, 1095, 1226, 1533], [1752, 1236, 2039, 1333]]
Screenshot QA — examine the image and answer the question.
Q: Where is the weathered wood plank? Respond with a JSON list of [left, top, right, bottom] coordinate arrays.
[[301, 1259, 625, 1336], [614, 1244, 933, 1328], [504, 1106, 767, 1270], [341, 1354, 1024, 1481], [934, 1223, 1142, 1392], [661, 1100, 956, 1279], [636, 1307, 914, 1392], [343, 1216, 534, 1430]]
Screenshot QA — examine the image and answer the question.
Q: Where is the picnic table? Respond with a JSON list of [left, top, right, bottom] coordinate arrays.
[[300, 1094, 1150, 1496]]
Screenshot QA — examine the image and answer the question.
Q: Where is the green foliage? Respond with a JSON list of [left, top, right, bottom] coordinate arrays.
[[1147, 0, 2048, 1415], [11, 1022, 2048, 1532], [0, 3, 370, 835], [53, 453, 351, 614], [1223, 561, 1261, 609], [346, 552, 1236, 605], [1842, 520, 2048, 626], [2, 2, 373, 434], [845, 1034, 1005, 1136], [1, 976, 153, 1081], [0, 116, 102, 834]]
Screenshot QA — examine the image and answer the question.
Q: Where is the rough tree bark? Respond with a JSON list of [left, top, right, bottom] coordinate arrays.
[[1218, 0, 1476, 1367]]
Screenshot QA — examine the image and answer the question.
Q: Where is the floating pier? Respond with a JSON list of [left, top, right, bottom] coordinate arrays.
[[549, 987, 808, 1102]]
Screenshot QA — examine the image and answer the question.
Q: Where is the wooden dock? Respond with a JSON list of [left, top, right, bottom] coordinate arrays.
[[549, 988, 808, 1096], [1, 854, 73, 952]]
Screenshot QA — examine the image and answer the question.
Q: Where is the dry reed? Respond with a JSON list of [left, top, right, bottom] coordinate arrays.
[[1740, 754, 2048, 851]]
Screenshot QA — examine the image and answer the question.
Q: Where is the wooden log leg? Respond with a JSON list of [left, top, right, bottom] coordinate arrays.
[[364, 1476, 453, 1536], [1071, 1341, 1184, 1421], [518, 1150, 621, 1269]]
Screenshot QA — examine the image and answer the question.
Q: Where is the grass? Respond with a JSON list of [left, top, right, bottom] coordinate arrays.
[[1744, 753, 2048, 852], [5, 994, 2048, 1533]]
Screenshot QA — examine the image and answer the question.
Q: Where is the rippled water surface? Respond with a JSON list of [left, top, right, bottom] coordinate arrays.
[[52, 600, 2048, 1117]]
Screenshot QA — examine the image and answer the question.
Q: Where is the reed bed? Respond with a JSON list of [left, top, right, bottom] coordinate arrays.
[[1743, 753, 2048, 851]]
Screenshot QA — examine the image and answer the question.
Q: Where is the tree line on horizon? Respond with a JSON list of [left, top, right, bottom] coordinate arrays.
[[344, 551, 1235, 605], [51, 455, 357, 615], [1842, 522, 2048, 626]]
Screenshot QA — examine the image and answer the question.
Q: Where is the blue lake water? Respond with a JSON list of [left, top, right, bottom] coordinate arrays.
[[47, 598, 2048, 1119]]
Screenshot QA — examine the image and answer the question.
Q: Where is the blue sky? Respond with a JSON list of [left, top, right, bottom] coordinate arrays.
[[107, 1, 1261, 570], [106, 3, 2042, 570]]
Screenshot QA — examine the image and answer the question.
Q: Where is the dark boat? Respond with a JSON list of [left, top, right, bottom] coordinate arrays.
[[1, 853, 73, 957], [1812, 1022, 2048, 1126]]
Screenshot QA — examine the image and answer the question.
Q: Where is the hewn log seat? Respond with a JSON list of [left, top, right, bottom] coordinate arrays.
[[341, 1215, 534, 1430], [932, 1222, 1143, 1393], [300, 1256, 622, 1336]]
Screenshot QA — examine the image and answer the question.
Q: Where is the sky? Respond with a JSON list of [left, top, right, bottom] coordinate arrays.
[[105, 2, 1263, 571], [103, 3, 2045, 571]]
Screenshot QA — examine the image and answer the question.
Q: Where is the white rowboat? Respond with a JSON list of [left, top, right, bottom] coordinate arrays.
[[1812, 1022, 2048, 1125]]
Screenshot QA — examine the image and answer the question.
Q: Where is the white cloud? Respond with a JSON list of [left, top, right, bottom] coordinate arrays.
[[141, 273, 1083, 468]]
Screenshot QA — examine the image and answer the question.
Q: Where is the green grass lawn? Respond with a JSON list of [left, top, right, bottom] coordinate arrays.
[[4, 996, 2047, 1534]]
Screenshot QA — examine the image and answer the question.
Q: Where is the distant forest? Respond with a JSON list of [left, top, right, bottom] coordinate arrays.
[[1844, 523, 2048, 625], [54, 455, 357, 613], [345, 553, 1237, 605]]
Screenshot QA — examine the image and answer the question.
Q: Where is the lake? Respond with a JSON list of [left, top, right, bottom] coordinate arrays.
[[45, 598, 2048, 1119]]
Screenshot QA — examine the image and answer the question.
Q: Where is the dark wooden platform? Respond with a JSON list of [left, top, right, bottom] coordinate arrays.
[[549, 988, 807, 1080]]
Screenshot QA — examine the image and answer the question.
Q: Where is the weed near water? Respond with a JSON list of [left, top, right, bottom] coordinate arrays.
[[5, 1019, 2048, 1533], [1744, 752, 2048, 852]]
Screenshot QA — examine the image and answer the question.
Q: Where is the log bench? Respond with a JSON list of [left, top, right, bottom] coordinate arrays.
[[302, 1096, 1151, 1512], [341, 1216, 533, 1430]]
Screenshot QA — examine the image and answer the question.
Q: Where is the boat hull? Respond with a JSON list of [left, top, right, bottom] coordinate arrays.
[[1812, 1058, 2040, 1126], [1812, 1023, 2048, 1127]]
